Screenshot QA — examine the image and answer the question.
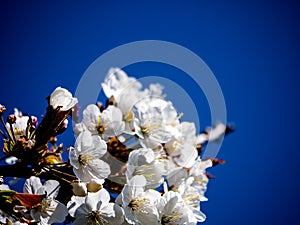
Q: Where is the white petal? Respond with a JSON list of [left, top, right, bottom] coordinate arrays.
[[74, 203, 89, 218], [180, 122, 196, 143], [39, 180, 60, 198], [93, 188, 111, 206], [73, 159, 110, 182], [85, 193, 99, 212], [67, 195, 85, 217], [23, 176, 42, 194], [173, 144, 198, 168], [143, 189, 161, 204], [196, 133, 208, 145], [105, 105, 123, 122], [83, 104, 101, 134], [192, 208, 206, 222], [122, 176, 146, 205]]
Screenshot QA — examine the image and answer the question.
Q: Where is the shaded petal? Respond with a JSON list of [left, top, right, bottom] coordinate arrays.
[[192, 208, 206, 222], [106, 203, 124, 225], [48, 201, 68, 224], [69, 147, 80, 169], [74, 203, 89, 218], [72, 216, 88, 225], [143, 189, 161, 204], [134, 207, 160, 225], [30, 207, 42, 222]]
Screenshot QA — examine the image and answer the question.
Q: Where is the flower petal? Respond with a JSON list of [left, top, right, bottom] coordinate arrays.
[[23, 176, 42, 194]]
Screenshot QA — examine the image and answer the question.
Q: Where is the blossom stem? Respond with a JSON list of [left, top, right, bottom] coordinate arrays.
[[0, 164, 31, 177], [9, 123, 16, 143], [54, 110, 71, 134], [0, 129, 8, 139], [48, 170, 73, 183], [46, 166, 77, 180], [47, 162, 69, 166], [0, 116, 14, 142], [25, 123, 30, 139], [29, 130, 35, 140]]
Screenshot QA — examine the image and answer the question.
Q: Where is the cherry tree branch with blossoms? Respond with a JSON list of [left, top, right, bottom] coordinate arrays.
[[0, 68, 232, 225]]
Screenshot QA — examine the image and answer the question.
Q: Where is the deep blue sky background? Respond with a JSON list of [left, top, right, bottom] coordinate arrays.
[[0, 1, 300, 224]]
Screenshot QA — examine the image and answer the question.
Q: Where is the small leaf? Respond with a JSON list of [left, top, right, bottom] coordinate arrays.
[[14, 193, 44, 208]]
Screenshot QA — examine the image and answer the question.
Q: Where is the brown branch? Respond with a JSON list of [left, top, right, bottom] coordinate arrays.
[[0, 164, 33, 178]]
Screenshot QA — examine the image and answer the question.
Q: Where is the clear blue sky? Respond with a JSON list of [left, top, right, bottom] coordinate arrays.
[[0, 1, 299, 224]]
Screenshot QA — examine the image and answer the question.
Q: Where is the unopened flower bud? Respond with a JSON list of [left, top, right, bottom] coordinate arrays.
[[29, 116, 38, 127], [96, 102, 105, 112], [7, 114, 16, 124], [211, 158, 225, 166], [0, 104, 6, 115], [49, 87, 78, 111]]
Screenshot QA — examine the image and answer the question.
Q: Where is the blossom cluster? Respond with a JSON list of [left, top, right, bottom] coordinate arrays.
[[0, 68, 231, 225]]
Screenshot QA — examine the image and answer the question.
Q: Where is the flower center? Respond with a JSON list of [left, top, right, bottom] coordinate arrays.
[[161, 214, 181, 225], [128, 199, 138, 211], [96, 116, 105, 135], [141, 122, 161, 136], [87, 210, 108, 225], [96, 125, 105, 135], [40, 197, 52, 212], [125, 111, 133, 122], [128, 198, 149, 212], [185, 195, 201, 208], [78, 154, 88, 166]]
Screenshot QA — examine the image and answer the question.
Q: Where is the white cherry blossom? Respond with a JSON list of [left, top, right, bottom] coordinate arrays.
[[165, 122, 199, 168], [133, 98, 179, 148], [69, 131, 110, 182], [177, 178, 207, 223], [101, 69, 169, 136], [188, 159, 213, 200], [157, 190, 190, 225], [126, 148, 166, 189], [83, 104, 125, 140], [121, 175, 161, 225], [101, 67, 142, 99], [23, 176, 68, 225], [67, 188, 124, 225]]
